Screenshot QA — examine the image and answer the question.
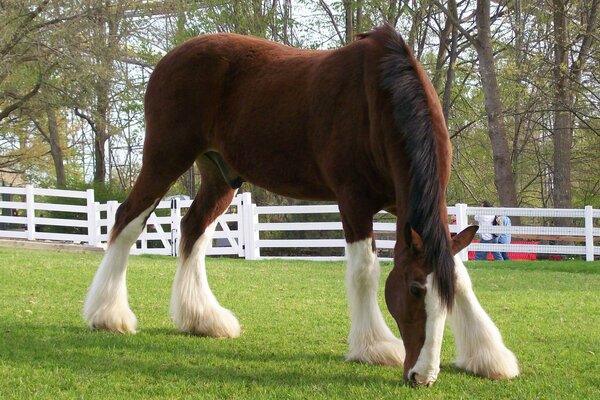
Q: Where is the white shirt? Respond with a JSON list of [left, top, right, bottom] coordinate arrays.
[[475, 214, 495, 241]]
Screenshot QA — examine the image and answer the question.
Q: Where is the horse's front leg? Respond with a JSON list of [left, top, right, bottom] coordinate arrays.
[[448, 255, 519, 379], [345, 237, 406, 365]]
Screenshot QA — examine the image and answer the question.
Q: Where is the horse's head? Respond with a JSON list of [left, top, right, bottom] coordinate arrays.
[[385, 224, 478, 386]]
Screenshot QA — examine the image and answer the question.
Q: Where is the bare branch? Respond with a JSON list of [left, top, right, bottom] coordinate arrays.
[[318, 0, 344, 44], [31, 118, 50, 143], [431, 0, 478, 47], [74, 108, 98, 135], [0, 0, 51, 58], [569, 0, 600, 83], [120, 56, 153, 69], [0, 81, 41, 122]]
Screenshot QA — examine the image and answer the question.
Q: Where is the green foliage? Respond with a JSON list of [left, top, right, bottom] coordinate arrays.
[[1, 248, 600, 399], [571, 122, 600, 207], [174, 0, 293, 45], [2, 0, 598, 208], [86, 181, 130, 204]]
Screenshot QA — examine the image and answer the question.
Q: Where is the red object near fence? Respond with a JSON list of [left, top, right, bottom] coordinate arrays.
[[468, 240, 538, 260]]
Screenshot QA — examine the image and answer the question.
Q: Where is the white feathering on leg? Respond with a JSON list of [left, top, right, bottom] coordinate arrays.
[[345, 238, 405, 366], [170, 221, 241, 338], [449, 255, 519, 379], [83, 204, 156, 333]]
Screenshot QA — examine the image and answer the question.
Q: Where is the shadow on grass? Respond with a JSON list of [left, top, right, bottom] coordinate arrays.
[[1, 322, 410, 389]]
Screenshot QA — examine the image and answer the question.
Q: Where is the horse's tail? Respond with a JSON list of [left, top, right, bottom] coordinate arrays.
[[376, 24, 455, 310]]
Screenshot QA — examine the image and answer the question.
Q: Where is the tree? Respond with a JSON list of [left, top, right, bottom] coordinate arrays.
[[434, 0, 519, 207], [2, 0, 599, 209], [73, 1, 131, 184], [551, 0, 599, 210], [32, 105, 67, 188], [0, 0, 88, 183], [0, 0, 51, 124]]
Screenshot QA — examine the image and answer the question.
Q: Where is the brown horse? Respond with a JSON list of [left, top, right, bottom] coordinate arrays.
[[83, 24, 518, 386]]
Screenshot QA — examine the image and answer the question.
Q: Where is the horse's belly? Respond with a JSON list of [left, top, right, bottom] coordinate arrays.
[[221, 144, 336, 201]]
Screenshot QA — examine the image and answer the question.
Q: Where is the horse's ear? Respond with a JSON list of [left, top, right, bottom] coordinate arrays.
[[404, 223, 423, 254], [451, 225, 479, 255]]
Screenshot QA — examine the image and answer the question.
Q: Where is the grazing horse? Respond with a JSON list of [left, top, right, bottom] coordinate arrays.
[[84, 24, 519, 386]]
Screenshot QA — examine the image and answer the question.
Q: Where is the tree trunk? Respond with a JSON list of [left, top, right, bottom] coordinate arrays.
[[91, 5, 123, 185], [355, 0, 363, 32], [551, 0, 572, 210], [46, 107, 66, 188], [431, 17, 451, 92], [282, 0, 291, 45], [436, 0, 459, 122], [551, 0, 599, 210], [474, 0, 518, 207], [511, 0, 524, 178], [441, 18, 458, 122], [343, 0, 353, 44], [384, 0, 402, 26], [407, 0, 422, 50], [93, 78, 109, 184]]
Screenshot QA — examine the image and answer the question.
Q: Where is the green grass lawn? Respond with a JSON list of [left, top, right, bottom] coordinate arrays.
[[1, 248, 599, 399]]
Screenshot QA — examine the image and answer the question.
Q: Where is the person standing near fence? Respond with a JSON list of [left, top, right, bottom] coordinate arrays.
[[496, 215, 512, 260], [474, 201, 502, 261]]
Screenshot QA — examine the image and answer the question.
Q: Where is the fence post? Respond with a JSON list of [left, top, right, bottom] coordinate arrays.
[[170, 198, 181, 257], [94, 201, 101, 245], [251, 201, 260, 259], [106, 201, 119, 242], [584, 206, 594, 262], [86, 189, 98, 246], [241, 192, 260, 260], [455, 203, 469, 261], [25, 184, 35, 241], [235, 194, 245, 258]]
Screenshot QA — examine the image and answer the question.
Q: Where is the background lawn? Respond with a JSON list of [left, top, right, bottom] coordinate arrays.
[[1, 248, 599, 399]]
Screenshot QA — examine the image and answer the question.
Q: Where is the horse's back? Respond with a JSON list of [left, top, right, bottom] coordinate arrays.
[[143, 32, 392, 201]]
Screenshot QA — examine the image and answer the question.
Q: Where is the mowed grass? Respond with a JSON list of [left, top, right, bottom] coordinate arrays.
[[1, 248, 599, 399]]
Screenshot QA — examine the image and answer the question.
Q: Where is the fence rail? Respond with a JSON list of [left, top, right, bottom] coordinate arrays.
[[1, 185, 598, 261]]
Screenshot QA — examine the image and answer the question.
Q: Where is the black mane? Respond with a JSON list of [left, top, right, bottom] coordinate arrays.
[[376, 24, 455, 309]]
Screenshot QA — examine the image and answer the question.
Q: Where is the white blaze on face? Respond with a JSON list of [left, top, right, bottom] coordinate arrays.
[[407, 273, 447, 386]]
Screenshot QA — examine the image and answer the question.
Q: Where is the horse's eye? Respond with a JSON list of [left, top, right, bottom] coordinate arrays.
[[409, 281, 426, 298]]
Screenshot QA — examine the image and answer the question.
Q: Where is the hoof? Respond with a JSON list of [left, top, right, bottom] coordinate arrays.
[[407, 371, 437, 387], [347, 337, 405, 366], [172, 305, 241, 338], [455, 346, 519, 379], [85, 306, 138, 334]]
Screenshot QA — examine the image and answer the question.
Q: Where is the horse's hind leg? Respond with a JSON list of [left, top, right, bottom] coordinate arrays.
[[169, 155, 240, 337], [83, 166, 179, 333], [84, 129, 199, 332]]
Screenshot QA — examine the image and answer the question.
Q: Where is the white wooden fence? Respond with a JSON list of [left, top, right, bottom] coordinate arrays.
[[1, 185, 598, 261], [0, 185, 98, 244]]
